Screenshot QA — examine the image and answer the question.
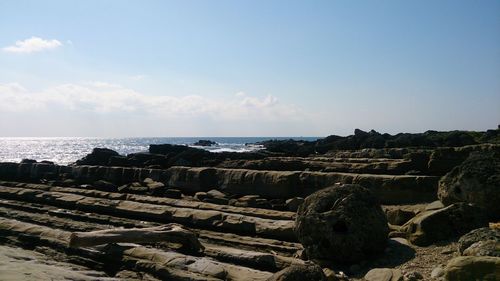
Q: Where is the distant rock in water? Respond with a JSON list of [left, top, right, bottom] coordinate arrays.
[[193, 140, 217, 146], [149, 144, 193, 155]]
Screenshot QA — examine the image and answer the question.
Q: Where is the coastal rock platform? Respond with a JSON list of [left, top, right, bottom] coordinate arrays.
[[0, 140, 498, 280]]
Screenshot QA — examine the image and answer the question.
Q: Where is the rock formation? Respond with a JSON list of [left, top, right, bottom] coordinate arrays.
[[0, 130, 499, 280], [438, 151, 500, 220], [294, 184, 388, 263]]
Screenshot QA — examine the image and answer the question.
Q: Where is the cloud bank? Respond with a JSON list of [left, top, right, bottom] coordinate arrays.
[[0, 82, 313, 136], [2, 37, 62, 53]]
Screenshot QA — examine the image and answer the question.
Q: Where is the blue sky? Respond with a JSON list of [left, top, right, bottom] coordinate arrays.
[[0, 0, 499, 137]]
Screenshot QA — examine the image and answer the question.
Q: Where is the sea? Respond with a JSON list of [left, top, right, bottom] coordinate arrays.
[[0, 137, 320, 165]]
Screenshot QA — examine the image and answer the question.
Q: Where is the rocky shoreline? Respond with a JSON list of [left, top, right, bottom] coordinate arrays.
[[0, 129, 498, 280]]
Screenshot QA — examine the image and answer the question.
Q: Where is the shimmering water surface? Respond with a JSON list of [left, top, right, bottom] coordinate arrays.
[[0, 137, 319, 165]]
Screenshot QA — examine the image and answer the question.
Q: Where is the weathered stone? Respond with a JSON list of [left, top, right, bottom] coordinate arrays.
[[402, 203, 488, 246], [147, 181, 165, 189], [147, 182, 165, 196], [57, 179, 77, 187], [458, 227, 500, 255], [386, 208, 415, 226], [285, 197, 304, 212], [266, 263, 327, 281], [164, 189, 182, 199], [295, 184, 388, 262], [203, 197, 229, 205], [438, 151, 500, 220], [463, 240, 499, 257], [207, 189, 226, 198], [425, 200, 445, 211], [443, 256, 500, 281], [128, 184, 149, 194], [194, 192, 208, 201], [255, 198, 272, 209], [322, 268, 337, 281], [364, 268, 403, 281], [167, 167, 218, 193], [143, 178, 155, 184], [234, 195, 262, 207], [92, 180, 118, 192], [402, 271, 423, 281]]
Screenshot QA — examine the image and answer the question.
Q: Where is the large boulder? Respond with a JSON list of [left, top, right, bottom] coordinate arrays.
[[401, 203, 488, 246], [294, 184, 388, 263], [443, 256, 500, 281], [75, 148, 120, 166], [266, 263, 326, 281], [438, 151, 500, 220]]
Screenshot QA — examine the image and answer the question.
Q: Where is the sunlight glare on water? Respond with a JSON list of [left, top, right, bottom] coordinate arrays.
[[0, 137, 318, 165]]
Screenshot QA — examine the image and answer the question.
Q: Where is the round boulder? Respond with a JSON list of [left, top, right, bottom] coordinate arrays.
[[438, 151, 500, 220], [294, 184, 389, 263]]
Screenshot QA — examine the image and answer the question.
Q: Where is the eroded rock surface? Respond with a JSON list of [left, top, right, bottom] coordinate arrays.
[[438, 151, 500, 220], [294, 184, 388, 263]]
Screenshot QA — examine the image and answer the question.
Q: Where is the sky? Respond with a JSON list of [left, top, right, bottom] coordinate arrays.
[[0, 0, 499, 137]]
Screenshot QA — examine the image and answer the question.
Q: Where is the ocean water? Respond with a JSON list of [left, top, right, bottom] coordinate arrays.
[[0, 137, 319, 165]]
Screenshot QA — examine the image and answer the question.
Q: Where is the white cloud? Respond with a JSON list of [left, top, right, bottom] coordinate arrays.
[[2, 37, 62, 53], [0, 82, 307, 122]]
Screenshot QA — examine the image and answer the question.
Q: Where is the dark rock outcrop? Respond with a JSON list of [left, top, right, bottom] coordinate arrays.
[[75, 148, 119, 166], [294, 184, 388, 263], [427, 144, 500, 175], [438, 151, 500, 220], [257, 128, 499, 157]]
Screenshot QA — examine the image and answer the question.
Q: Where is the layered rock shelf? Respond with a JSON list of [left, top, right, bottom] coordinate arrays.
[[0, 137, 498, 280], [0, 163, 438, 204]]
